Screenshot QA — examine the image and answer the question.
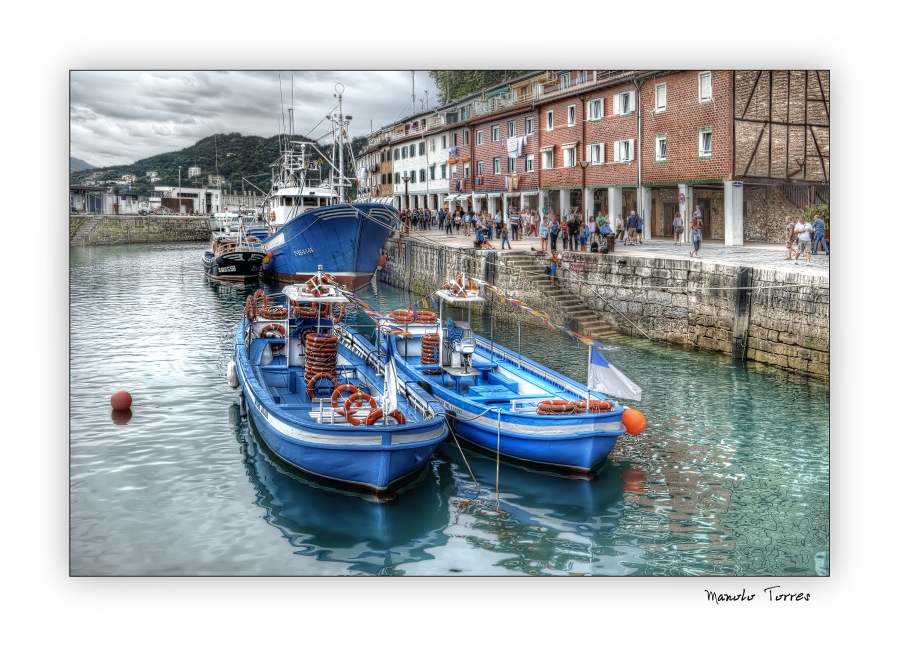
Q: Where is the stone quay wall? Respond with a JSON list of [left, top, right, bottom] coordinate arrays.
[[70, 215, 210, 246], [380, 237, 829, 380]]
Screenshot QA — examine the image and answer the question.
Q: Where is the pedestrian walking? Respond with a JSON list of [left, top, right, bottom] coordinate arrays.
[[549, 216, 560, 251], [549, 250, 559, 286], [625, 211, 638, 245], [615, 214, 625, 242], [539, 217, 549, 252], [812, 213, 829, 255], [673, 212, 684, 245], [501, 222, 511, 249], [794, 215, 814, 265], [689, 212, 703, 258], [783, 215, 795, 259]]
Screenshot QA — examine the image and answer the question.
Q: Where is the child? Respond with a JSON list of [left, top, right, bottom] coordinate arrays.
[[579, 227, 588, 252], [550, 251, 559, 286]]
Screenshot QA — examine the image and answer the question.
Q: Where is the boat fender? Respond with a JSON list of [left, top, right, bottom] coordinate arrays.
[[227, 360, 239, 388], [622, 407, 647, 435]]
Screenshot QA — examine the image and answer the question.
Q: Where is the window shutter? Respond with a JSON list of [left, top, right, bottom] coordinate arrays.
[[614, 141, 621, 162], [597, 142, 605, 164], [628, 91, 636, 112], [613, 94, 621, 115], [628, 139, 635, 160]]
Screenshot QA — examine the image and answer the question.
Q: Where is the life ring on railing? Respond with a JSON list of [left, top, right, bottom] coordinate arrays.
[[330, 383, 360, 417], [306, 372, 336, 401], [293, 305, 319, 318], [331, 302, 345, 323], [575, 399, 614, 413], [390, 309, 415, 323], [260, 323, 285, 338], [415, 310, 438, 324], [258, 305, 288, 319], [537, 399, 577, 415], [245, 295, 257, 321], [247, 236, 259, 243], [253, 288, 269, 311], [364, 408, 407, 426], [343, 391, 377, 425]]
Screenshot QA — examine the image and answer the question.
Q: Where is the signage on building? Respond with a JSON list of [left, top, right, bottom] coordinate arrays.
[[732, 181, 743, 187], [678, 193, 686, 204]]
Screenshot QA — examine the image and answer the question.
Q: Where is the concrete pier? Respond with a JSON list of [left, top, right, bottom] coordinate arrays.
[[379, 226, 830, 380]]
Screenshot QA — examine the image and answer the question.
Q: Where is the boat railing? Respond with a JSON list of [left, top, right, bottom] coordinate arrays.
[[475, 337, 587, 399]]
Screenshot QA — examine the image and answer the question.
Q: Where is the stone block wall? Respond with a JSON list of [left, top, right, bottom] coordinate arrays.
[[70, 216, 210, 245], [380, 237, 829, 380]]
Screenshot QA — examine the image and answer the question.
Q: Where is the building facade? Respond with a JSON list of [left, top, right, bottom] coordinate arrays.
[[362, 70, 829, 244]]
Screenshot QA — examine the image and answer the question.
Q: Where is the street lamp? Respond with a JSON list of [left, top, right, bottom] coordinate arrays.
[[578, 159, 590, 218], [402, 171, 411, 235]]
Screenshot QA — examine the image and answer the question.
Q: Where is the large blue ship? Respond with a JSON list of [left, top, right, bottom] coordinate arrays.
[[255, 86, 398, 290]]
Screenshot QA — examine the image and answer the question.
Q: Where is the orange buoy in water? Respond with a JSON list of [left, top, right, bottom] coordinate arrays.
[[378, 254, 387, 268], [111, 390, 132, 411], [111, 409, 133, 425], [622, 407, 646, 435]]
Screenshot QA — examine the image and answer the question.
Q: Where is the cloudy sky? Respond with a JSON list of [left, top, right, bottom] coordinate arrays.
[[70, 71, 441, 168]]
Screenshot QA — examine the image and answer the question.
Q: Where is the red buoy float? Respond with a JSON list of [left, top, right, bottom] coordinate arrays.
[[111, 390, 132, 411], [622, 407, 646, 435]]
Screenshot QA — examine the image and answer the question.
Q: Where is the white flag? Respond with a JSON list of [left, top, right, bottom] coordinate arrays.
[[383, 356, 399, 415], [587, 348, 642, 401]]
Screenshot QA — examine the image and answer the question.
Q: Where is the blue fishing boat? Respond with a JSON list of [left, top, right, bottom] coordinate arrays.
[[229, 271, 448, 499], [255, 86, 398, 290], [376, 274, 647, 477]]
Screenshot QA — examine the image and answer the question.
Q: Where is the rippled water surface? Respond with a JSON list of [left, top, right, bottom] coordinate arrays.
[[69, 242, 829, 576]]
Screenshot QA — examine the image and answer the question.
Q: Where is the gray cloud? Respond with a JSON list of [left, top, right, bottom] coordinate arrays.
[[70, 71, 440, 167]]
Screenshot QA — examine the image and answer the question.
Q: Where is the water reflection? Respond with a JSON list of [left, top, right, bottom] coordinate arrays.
[[233, 404, 452, 575]]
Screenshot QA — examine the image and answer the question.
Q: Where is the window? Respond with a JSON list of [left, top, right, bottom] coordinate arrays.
[[429, 139, 435, 152], [409, 144, 416, 158], [525, 153, 535, 172], [614, 91, 635, 115], [614, 139, 634, 162], [655, 83, 667, 112], [451, 164, 457, 179], [525, 116, 534, 134], [460, 105, 470, 120], [476, 130, 484, 145], [441, 163, 447, 179], [393, 149, 400, 160], [698, 128, 712, 158], [589, 98, 604, 120], [463, 129, 469, 145], [655, 134, 667, 161], [563, 145, 577, 168], [546, 111, 554, 131], [419, 169, 426, 182], [419, 141, 425, 155], [491, 125, 500, 142], [476, 160, 484, 175], [441, 135, 447, 149], [560, 73, 570, 89], [567, 104, 576, 126], [541, 148, 554, 169], [452, 132, 458, 147], [463, 162, 470, 178], [508, 156, 516, 173], [508, 120, 516, 137], [401, 147, 408, 159], [493, 157, 501, 174], [394, 172, 400, 184], [590, 143, 605, 165], [429, 165, 436, 180], [410, 171, 416, 184], [698, 71, 712, 103], [577, 70, 587, 84]]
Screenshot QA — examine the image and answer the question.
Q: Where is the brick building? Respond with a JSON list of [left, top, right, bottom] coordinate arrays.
[[359, 70, 829, 244]]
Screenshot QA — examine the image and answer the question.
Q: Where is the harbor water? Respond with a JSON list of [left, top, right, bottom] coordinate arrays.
[[69, 242, 829, 577]]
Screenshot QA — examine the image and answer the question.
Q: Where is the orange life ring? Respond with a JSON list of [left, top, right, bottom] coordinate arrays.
[[331, 302, 345, 323], [330, 383, 360, 416], [260, 323, 285, 338], [364, 408, 407, 426], [575, 399, 614, 413], [391, 309, 414, 323], [306, 372, 335, 400], [415, 310, 438, 324], [253, 288, 269, 311], [343, 391, 377, 426], [258, 305, 288, 319], [537, 399, 578, 415], [245, 295, 257, 321], [293, 305, 318, 318]]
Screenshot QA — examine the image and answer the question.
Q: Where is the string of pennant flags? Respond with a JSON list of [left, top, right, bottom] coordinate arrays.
[[314, 272, 603, 348]]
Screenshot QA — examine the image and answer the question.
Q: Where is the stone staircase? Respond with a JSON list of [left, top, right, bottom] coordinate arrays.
[[500, 250, 622, 340], [70, 216, 103, 246]]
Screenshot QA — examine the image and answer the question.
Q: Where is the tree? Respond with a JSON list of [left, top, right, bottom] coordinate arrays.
[[429, 70, 534, 105]]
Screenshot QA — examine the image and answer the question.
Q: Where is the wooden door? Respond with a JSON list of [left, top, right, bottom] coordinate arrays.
[[697, 198, 712, 238], [663, 202, 677, 236]]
